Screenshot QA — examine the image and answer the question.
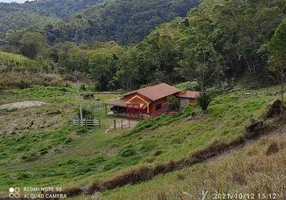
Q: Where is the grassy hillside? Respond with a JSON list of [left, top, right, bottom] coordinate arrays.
[[100, 123, 286, 200], [0, 85, 282, 198], [0, 86, 119, 189], [0, 51, 63, 88], [0, 51, 40, 72]]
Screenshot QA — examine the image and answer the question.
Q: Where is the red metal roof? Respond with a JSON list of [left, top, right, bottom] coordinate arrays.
[[105, 97, 129, 107], [176, 91, 200, 99], [123, 83, 180, 101]]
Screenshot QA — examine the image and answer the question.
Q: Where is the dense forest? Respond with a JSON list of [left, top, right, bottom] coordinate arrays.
[[0, 0, 200, 44], [1, 0, 286, 92], [62, 0, 201, 44], [117, 0, 286, 90], [0, 0, 102, 33]]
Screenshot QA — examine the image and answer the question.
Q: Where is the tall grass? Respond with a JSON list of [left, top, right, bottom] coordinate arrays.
[[197, 92, 212, 111], [0, 72, 64, 88], [0, 51, 40, 72], [102, 130, 286, 200]]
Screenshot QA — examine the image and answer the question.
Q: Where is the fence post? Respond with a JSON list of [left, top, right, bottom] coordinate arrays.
[[105, 104, 108, 115], [121, 120, 123, 130], [99, 119, 101, 128], [114, 119, 116, 130]]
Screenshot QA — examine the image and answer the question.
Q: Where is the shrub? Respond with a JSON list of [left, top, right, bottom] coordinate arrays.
[[17, 172, 29, 180], [183, 104, 195, 116], [0, 152, 8, 159], [103, 159, 123, 171], [76, 127, 89, 135], [266, 142, 279, 156], [86, 156, 107, 166], [39, 149, 49, 155], [77, 108, 94, 119], [21, 152, 38, 162], [167, 96, 180, 111], [119, 146, 136, 157], [140, 141, 156, 153], [197, 92, 212, 111], [80, 84, 87, 91], [64, 137, 73, 144], [175, 81, 199, 91], [153, 150, 163, 156]]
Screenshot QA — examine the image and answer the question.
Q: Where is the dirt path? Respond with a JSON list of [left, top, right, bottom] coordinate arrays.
[[0, 101, 46, 109]]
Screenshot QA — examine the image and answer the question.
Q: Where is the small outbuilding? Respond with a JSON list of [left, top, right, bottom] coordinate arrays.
[[176, 91, 201, 108]]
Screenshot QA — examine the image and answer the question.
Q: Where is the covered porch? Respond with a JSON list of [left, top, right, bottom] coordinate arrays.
[[104, 97, 149, 120]]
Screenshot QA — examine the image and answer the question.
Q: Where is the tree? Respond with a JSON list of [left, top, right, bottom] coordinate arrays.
[[117, 47, 140, 90], [179, 30, 223, 92], [268, 22, 286, 103], [20, 32, 48, 59], [57, 42, 90, 73], [89, 51, 118, 91]]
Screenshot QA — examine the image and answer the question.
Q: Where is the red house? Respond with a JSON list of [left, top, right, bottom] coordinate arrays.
[[104, 83, 200, 118]]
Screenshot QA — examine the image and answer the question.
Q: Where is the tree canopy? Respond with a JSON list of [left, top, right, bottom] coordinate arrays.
[[1, 0, 286, 92]]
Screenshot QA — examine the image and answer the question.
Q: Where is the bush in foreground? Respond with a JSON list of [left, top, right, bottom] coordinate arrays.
[[197, 92, 212, 111]]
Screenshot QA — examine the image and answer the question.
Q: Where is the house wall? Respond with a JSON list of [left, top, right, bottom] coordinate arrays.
[[179, 98, 196, 108], [179, 98, 190, 108], [149, 97, 167, 116], [189, 98, 196, 104], [125, 93, 151, 114]]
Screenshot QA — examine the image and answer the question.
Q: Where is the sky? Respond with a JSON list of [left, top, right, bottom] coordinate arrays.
[[0, 0, 31, 3]]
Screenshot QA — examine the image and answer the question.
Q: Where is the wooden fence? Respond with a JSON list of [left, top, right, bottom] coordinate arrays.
[[110, 119, 131, 130], [72, 119, 101, 127], [71, 101, 102, 127]]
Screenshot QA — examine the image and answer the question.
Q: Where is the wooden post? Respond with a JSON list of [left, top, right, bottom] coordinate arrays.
[[78, 87, 83, 127], [114, 119, 116, 130], [99, 119, 101, 128], [79, 100, 83, 127], [105, 104, 107, 115], [121, 120, 123, 130]]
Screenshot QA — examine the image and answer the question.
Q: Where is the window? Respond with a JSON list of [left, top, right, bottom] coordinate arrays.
[[156, 104, 162, 110]]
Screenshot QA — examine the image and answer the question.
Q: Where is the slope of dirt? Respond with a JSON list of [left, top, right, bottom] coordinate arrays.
[[0, 101, 46, 109]]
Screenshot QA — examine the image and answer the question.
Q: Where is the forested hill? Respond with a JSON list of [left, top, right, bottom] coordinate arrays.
[[0, 0, 200, 45], [0, 0, 103, 19], [114, 0, 286, 90], [0, 3, 60, 33], [0, 0, 103, 33], [2, 0, 286, 94], [23, 0, 103, 18], [63, 0, 201, 44]]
